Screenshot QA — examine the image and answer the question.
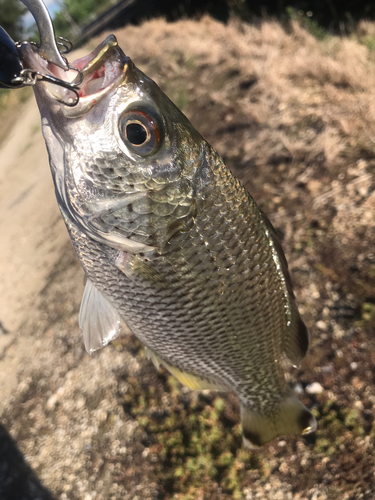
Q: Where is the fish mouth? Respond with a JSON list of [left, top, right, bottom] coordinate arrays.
[[19, 35, 128, 113]]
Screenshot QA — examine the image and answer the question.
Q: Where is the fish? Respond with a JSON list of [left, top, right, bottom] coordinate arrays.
[[19, 34, 317, 448]]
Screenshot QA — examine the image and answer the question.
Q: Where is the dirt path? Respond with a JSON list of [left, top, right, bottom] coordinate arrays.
[[0, 96, 69, 401], [0, 45, 91, 403]]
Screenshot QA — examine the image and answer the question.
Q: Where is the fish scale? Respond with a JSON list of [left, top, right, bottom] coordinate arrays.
[[66, 149, 287, 405], [21, 33, 316, 447]]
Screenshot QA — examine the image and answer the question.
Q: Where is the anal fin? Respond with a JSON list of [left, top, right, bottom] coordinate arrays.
[[79, 278, 122, 354], [144, 347, 228, 391], [241, 391, 317, 448]]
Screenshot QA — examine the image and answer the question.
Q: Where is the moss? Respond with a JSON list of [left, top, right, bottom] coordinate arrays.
[[343, 409, 365, 437], [361, 302, 375, 322], [361, 35, 375, 51], [312, 398, 368, 461], [119, 368, 263, 497]]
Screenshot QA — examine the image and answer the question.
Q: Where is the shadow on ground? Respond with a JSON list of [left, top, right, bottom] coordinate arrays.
[[0, 424, 54, 500]]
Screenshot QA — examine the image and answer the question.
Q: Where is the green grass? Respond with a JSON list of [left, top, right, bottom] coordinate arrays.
[[286, 7, 329, 40], [120, 368, 263, 498]]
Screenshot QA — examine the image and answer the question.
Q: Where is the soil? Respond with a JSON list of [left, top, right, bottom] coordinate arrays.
[[0, 16, 374, 500]]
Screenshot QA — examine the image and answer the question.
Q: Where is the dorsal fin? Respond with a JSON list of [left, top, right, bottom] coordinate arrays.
[[283, 306, 310, 365], [260, 209, 294, 297], [79, 278, 122, 354], [260, 210, 310, 364]]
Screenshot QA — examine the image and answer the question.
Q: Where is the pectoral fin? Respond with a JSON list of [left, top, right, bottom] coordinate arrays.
[[144, 347, 228, 391], [113, 251, 167, 289], [79, 278, 122, 354], [241, 391, 316, 448]]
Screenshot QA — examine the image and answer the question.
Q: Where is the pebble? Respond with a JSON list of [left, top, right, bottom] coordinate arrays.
[[333, 324, 345, 339], [354, 400, 364, 410], [294, 383, 304, 395], [309, 283, 321, 299], [305, 382, 324, 395], [316, 320, 327, 331], [352, 376, 365, 390]]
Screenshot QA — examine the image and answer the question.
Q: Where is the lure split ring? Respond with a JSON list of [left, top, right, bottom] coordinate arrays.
[[12, 64, 83, 107]]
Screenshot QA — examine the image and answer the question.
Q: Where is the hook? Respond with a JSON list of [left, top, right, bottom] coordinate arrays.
[[57, 37, 74, 55], [12, 66, 83, 106]]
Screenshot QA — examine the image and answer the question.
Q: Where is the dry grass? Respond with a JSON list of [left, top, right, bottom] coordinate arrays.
[[112, 17, 375, 164]]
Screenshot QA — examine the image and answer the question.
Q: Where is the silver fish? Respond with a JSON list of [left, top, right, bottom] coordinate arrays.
[[20, 35, 317, 447]]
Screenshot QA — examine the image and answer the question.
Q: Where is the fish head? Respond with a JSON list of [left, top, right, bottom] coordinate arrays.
[[19, 35, 209, 252]]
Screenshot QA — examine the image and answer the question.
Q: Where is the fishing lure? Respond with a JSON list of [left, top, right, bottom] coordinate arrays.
[[0, 26, 24, 89], [0, 0, 82, 105]]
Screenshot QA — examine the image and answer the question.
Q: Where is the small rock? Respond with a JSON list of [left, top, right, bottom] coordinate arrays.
[[243, 488, 253, 500], [294, 383, 304, 395], [305, 382, 324, 395], [279, 461, 289, 474], [96, 409, 107, 424], [322, 306, 330, 317], [352, 376, 365, 390], [322, 364, 333, 373], [307, 179, 322, 195], [333, 324, 344, 340], [46, 394, 58, 410], [310, 284, 320, 299], [75, 396, 86, 410], [354, 400, 364, 410], [316, 320, 327, 331]]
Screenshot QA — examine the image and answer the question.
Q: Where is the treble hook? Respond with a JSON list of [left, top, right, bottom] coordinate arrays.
[[57, 37, 74, 55], [11, 64, 83, 106]]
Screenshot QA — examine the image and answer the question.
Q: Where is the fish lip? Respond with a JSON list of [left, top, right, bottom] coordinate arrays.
[[19, 34, 129, 114], [72, 34, 119, 75], [70, 35, 127, 100]]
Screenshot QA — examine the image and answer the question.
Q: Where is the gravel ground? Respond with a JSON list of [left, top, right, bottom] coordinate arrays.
[[0, 16, 374, 500]]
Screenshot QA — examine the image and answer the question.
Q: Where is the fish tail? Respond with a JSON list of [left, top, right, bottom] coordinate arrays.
[[240, 392, 316, 448]]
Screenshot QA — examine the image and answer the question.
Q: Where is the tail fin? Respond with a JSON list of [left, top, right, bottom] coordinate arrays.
[[241, 392, 316, 448]]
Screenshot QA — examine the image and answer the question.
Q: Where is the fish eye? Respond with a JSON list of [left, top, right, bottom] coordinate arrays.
[[119, 108, 163, 156]]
